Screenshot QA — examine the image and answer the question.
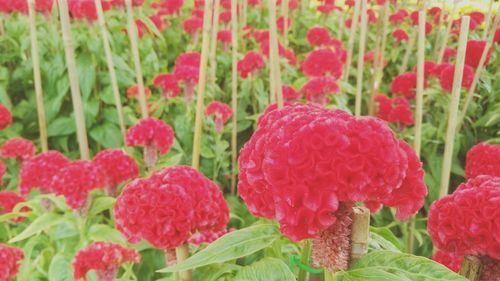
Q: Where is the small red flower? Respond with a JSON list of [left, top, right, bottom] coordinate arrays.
[[68, 0, 111, 22], [468, 11, 484, 25], [206, 101, 233, 133], [217, 30, 232, 49], [495, 28, 500, 44], [276, 16, 291, 33], [219, 11, 231, 24], [366, 9, 377, 24], [220, 0, 231, 9], [237, 51, 265, 78], [412, 60, 436, 79], [174, 52, 201, 101], [0, 243, 24, 281], [301, 49, 343, 78], [153, 0, 183, 15], [306, 26, 331, 47], [300, 76, 339, 105], [439, 64, 474, 93], [73, 242, 140, 281], [183, 17, 203, 34], [93, 149, 139, 194], [465, 40, 492, 68], [465, 143, 500, 179], [0, 160, 5, 186], [390, 72, 418, 99], [0, 103, 12, 131], [0, 138, 36, 160], [392, 29, 409, 42], [19, 151, 70, 196], [389, 9, 408, 24], [375, 95, 414, 127], [127, 85, 151, 99], [442, 48, 456, 63], [153, 73, 180, 99], [0, 191, 29, 223], [282, 85, 302, 101]]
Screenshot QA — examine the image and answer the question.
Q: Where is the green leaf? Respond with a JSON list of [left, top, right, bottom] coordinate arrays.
[[369, 227, 402, 252], [47, 117, 76, 137], [48, 254, 73, 281], [9, 213, 67, 243], [89, 123, 123, 148], [88, 196, 116, 217], [334, 251, 468, 281], [76, 54, 96, 99], [158, 224, 280, 273], [235, 258, 295, 281], [88, 224, 125, 244]]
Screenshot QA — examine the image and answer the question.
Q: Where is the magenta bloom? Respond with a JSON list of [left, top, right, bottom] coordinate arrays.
[[301, 49, 343, 78], [0, 103, 12, 131], [174, 52, 201, 102], [19, 151, 70, 196], [92, 149, 139, 195], [205, 101, 233, 133], [153, 73, 180, 99], [0, 244, 24, 281], [0, 138, 36, 160]]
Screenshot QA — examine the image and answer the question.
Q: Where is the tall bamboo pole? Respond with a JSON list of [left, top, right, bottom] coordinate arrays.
[[283, 0, 289, 47], [437, 2, 457, 63], [343, 0, 362, 81], [230, 0, 238, 194], [95, 0, 126, 141], [268, 0, 283, 107], [58, 0, 90, 160], [432, 0, 446, 57], [399, 29, 417, 74], [209, 0, 220, 87], [125, 0, 148, 119], [369, 1, 389, 115], [482, 0, 494, 40], [28, 0, 48, 152], [354, 0, 368, 116], [438, 16, 470, 199]]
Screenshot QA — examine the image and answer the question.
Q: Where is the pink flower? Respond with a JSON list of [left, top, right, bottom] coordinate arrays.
[[0, 191, 29, 223], [174, 52, 201, 101], [153, 0, 183, 15], [0, 103, 12, 131], [219, 11, 231, 24], [276, 16, 291, 33], [153, 73, 180, 99], [374, 95, 414, 127], [300, 77, 339, 105], [442, 48, 456, 63], [237, 51, 265, 78], [217, 30, 232, 49], [68, 0, 111, 22], [465, 40, 492, 68], [432, 250, 462, 272], [0, 244, 24, 281], [19, 151, 70, 196], [92, 149, 139, 194], [301, 49, 343, 78], [439, 64, 474, 93], [0, 138, 36, 160], [412, 60, 436, 79], [465, 143, 500, 179], [392, 29, 409, 42], [306, 26, 332, 47], [390, 72, 422, 99], [0, 160, 5, 186], [183, 17, 203, 34], [389, 9, 408, 24], [282, 85, 302, 101], [205, 101, 233, 133]]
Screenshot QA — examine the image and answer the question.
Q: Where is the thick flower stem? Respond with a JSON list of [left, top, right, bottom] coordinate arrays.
[[297, 240, 311, 281], [176, 244, 192, 281], [459, 256, 483, 281]]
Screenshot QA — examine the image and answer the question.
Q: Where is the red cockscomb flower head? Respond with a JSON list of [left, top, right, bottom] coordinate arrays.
[[51, 160, 105, 211], [220, 0, 231, 9], [73, 242, 139, 281], [468, 11, 484, 25], [442, 47, 456, 63], [153, 73, 180, 99], [429, 63, 450, 78], [237, 51, 265, 78], [345, 0, 354, 6], [68, 0, 111, 22], [183, 17, 203, 34], [433, 250, 462, 272], [439, 64, 474, 93], [465, 40, 492, 68], [149, 14, 167, 32], [206, 101, 233, 133], [127, 85, 151, 99], [248, 0, 260, 6], [154, 0, 184, 15], [277, 16, 291, 33], [366, 9, 377, 24], [375, 95, 414, 127], [392, 29, 409, 42], [428, 6, 441, 16], [174, 52, 201, 102], [219, 11, 231, 24], [93, 149, 139, 196], [190, 8, 204, 18], [412, 60, 436, 79], [238, 104, 427, 243], [0, 138, 36, 160], [301, 49, 343, 78], [363, 51, 375, 63], [282, 85, 301, 101], [19, 151, 69, 196], [317, 2, 335, 15], [0, 191, 29, 223], [189, 228, 228, 245], [0, 160, 5, 186], [252, 30, 269, 43], [0, 103, 12, 131], [125, 118, 174, 168], [465, 143, 500, 179], [389, 9, 408, 24], [344, 18, 352, 28], [390, 72, 418, 99], [307, 27, 332, 47], [217, 30, 232, 49], [301, 77, 339, 105], [0, 244, 23, 281]]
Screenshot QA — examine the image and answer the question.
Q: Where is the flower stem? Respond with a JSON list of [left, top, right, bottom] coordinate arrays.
[[297, 240, 311, 281]]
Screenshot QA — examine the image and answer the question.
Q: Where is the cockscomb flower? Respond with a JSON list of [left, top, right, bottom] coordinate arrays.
[[153, 0, 183, 15], [182, 16, 203, 35], [392, 29, 409, 42], [217, 30, 232, 50], [442, 47, 456, 63], [468, 11, 484, 25], [0, 138, 36, 161], [276, 16, 291, 33], [389, 9, 408, 24], [412, 60, 436, 79], [238, 104, 426, 241], [0, 191, 29, 223], [0, 244, 23, 281], [19, 151, 69, 196], [439, 64, 474, 93], [429, 63, 451, 78], [390, 72, 420, 99], [301, 49, 343, 78], [93, 149, 139, 196], [465, 40, 492, 69], [219, 10, 231, 25], [465, 143, 500, 179], [0, 103, 12, 131], [68, 0, 111, 22], [237, 51, 265, 78], [300, 76, 339, 106], [366, 9, 377, 24], [174, 52, 201, 102], [374, 95, 414, 127], [127, 85, 151, 99], [282, 85, 302, 101], [149, 14, 167, 32], [153, 73, 180, 99], [205, 101, 233, 133], [306, 27, 332, 47], [125, 118, 174, 169], [0, 160, 5, 186], [248, 0, 260, 6], [432, 250, 463, 272], [73, 242, 139, 281]]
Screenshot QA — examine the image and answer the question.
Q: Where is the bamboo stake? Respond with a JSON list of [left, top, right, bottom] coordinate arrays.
[[268, 0, 283, 107], [354, 0, 368, 116], [350, 206, 370, 264], [125, 0, 148, 119], [191, 0, 214, 170], [459, 256, 483, 281], [28, 0, 48, 152], [343, 0, 362, 81], [399, 28, 416, 74], [438, 16, 470, 199], [432, 0, 446, 57], [337, 10, 345, 39], [437, 2, 458, 63], [95, 0, 126, 141], [58, 0, 90, 160], [408, 10, 426, 254], [209, 0, 221, 87], [175, 244, 192, 281], [283, 0, 289, 47], [369, 1, 389, 115], [230, 0, 238, 194], [456, 13, 500, 133], [482, 0, 494, 40], [241, 0, 248, 30]]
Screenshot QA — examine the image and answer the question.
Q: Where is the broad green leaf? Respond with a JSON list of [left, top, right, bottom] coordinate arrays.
[[9, 213, 67, 243], [88, 196, 116, 217], [47, 117, 77, 137], [88, 224, 125, 244], [194, 264, 240, 281], [90, 123, 123, 148], [48, 254, 73, 281], [235, 258, 295, 281], [369, 227, 402, 252], [158, 224, 280, 273]]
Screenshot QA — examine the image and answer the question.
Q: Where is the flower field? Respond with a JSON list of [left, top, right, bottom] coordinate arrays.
[[0, 0, 499, 280]]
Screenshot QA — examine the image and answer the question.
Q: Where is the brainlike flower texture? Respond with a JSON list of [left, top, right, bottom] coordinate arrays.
[[238, 104, 427, 241], [282, 85, 302, 101], [51, 160, 105, 210], [439, 64, 474, 93], [465, 143, 500, 179], [0, 191, 28, 223], [390, 72, 420, 99], [306, 26, 332, 47], [300, 76, 339, 105], [205, 101, 233, 133], [432, 250, 463, 272], [465, 40, 492, 69], [392, 29, 409, 42], [0, 138, 36, 160], [301, 49, 343, 78], [93, 149, 139, 193], [0, 160, 5, 186], [174, 52, 201, 101], [0, 103, 12, 131], [19, 151, 70, 196], [0, 244, 23, 281], [237, 51, 265, 78], [73, 242, 139, 281], [153, 73, 180, 99], [114, 166, 229, 249], [374, 95, 414, 127]]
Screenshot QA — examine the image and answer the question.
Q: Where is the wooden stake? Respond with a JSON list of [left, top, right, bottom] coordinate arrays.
[[369, 1, 389, 115], [432, 0, 446, 57], [337, 9, 345, 39], [175, 244, 192, 281], [459, 256, 483, 281], [28, 0, 48, 152], [354, 0, 368, 116], [343, 0, 362, 81], [438, 16, 470, 199], [437, 2, 457, 63], [350, 206, 370, 264], [58, 0, 90, 160], [482, 0, 494, 40], [268, 0, 283, 107], [95, 0, 126, 141], [209, 0, 220, 87], [230, 0, 238, 194], [125, 0, 148, 119], [191, 0, 214, 170], [399, 28, 416, 74], [282, 0, 289, 47]]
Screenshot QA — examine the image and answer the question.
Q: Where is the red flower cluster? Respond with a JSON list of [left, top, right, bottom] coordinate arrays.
[[306, 26, 332, 47], [127, 85, 152, 99], [237, 51, 265, 78], [439, 64, 474, 93], [374, 95, 414, 127], [389, 9, 408, 24], [301, 49, 343, 78], [0, 0, 53, 14], [390, 72, 418, 99], [115, 166, 229, 249], [153, 73, 180, 99], [51, 160, 105, 210], [217, 30, 232, 49], [300, 76, 339, 105], [153, 0, 183, 16], [276, 16, 292, 33], [206, 101, 233, 133], [93, 149, 139, 193], [0, 138, 36, 160], [432, 250, 463, 272], [442, 48, 456, 63], [19, 151, 69, 196], [219, 11, 231, 25], [68, 0, 111, 22], [174, 52, 201, 101], [0, 244, 23, 281], [0, 103, 12, 131], [465, 40, 492, 68], [392, 29, 409, 42], [238, 104, 427, 241], [0, 160, 5, 186], [183, 17, 203, 34], [73, 242, 140, 281], [282, 85, 302, 101], [465, 143, 500, 179], [0, 191, 28, 223]]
